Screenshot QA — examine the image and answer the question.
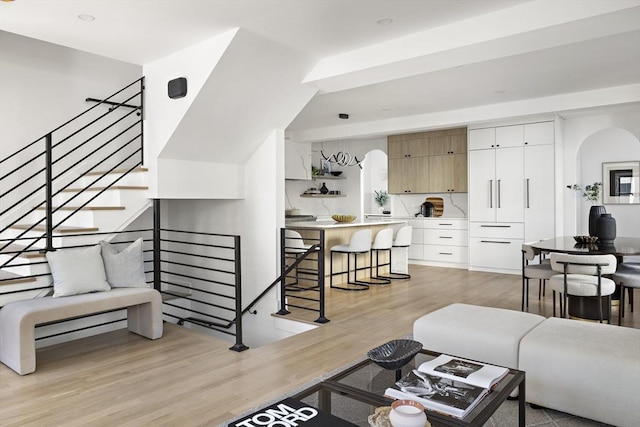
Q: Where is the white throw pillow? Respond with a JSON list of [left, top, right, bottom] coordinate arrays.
[[100, 238, 149, 288], [46, 245, 111, 297]]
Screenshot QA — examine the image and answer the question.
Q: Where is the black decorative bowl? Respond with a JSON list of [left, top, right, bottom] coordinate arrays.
[[574, 235, 598, 244], [367, 339, 423, 370]]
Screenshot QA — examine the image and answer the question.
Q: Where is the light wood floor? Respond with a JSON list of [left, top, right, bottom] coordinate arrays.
[[1, 265, 637, 426]]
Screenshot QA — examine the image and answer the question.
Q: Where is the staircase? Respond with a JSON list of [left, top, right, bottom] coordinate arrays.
[[0, 78, 148, 305]]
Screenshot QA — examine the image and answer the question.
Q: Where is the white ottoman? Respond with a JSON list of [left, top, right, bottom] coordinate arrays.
[[413, 303, 545, 369], [519, 317, 640, 427]]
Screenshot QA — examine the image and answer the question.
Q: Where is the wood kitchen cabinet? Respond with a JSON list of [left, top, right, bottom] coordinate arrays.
[[388, 127, 467, 194], [388, 156, 430, 193], [428, 153, 467, 193], [387, 134, 429, 159]]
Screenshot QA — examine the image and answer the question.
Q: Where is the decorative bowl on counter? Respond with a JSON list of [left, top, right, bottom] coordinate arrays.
[[332, 214, 356, 223], [330, 171, 343, 176]]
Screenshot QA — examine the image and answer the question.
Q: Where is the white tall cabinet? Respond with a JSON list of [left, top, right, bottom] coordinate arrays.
[[468, 121, 555, 274]]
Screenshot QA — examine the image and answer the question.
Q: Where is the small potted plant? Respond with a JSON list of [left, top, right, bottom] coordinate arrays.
[[374, 190, 390, 214], [567, 182, 604, 236]]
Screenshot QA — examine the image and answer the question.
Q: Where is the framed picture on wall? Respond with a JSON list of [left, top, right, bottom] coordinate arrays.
[[602, 161, 640, 204]]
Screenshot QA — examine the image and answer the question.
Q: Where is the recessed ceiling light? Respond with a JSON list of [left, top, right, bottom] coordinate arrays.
[[1, 0, 16, 3], [77, 14, 95, 22], [376, 18, 393, 25]]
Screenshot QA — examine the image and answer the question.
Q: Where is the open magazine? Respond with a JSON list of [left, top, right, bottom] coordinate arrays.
[[384, 354, 509, 419]]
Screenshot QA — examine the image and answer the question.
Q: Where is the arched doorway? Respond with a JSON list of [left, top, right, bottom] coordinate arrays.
[[361, 149, 388, 215], [575, 128, 640, 237]]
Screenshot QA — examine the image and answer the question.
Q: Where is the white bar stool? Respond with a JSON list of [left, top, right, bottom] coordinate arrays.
[[330, 229, 372, 291]]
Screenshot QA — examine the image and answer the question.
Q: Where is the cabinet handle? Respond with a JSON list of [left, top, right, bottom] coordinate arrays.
[[489, 180, 493, 208], [439, 223, 453, 226], [480, 225, 511, 228], [439, 252, 453, 255], [497, 179, 501, 208], [480, 240, 511, 244], [526, 178, 530, 208], [439, 236, 453, 239]]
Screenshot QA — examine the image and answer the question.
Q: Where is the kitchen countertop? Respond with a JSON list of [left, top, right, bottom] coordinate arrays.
[[365, 214, 467, 220], [287, 218, 407, 229]]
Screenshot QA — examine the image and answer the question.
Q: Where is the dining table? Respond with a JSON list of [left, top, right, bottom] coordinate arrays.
[[530, 236, 640, 322], [530, 236, 640, 257]]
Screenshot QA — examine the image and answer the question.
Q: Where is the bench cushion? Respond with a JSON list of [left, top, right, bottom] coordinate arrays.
[[519, 317, 640, 427], [413, 303, 545, 369], [0, 288, 163, 375]]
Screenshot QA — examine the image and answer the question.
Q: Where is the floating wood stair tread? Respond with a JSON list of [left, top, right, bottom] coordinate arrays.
[[37, 206, 125, 211], [0, 271, 37, 286], [0, 244, 45, 259], [12, 224, 99, 233], [61, 186, 149, 192], [85, 167, 148, 176]]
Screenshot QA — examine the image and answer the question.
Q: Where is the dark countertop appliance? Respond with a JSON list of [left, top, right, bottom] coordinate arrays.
[[417, 201, 435, 217]]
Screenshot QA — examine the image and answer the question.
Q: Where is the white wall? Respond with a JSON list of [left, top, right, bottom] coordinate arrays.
[[0, 32, 141, 151], [163, 130, 287, 347], [562, 106, 640, 237], [142, 30, 237, 198]]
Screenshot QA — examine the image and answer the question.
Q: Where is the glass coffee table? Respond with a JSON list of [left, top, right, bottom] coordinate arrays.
[[291, 349, 525, 427]]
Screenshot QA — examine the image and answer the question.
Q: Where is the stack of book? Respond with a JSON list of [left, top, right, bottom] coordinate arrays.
[[385, 354, 509, 419]]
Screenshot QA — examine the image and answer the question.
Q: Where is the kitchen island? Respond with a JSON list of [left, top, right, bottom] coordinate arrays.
[[287, 219, 408, 286]]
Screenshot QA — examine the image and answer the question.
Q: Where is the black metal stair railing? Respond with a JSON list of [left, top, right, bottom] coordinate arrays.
[[276, 228, 328, 323], [0, 226, 247, 352], [0, 77, 145, 265]]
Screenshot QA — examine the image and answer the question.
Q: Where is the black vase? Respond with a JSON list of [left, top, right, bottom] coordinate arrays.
[[319, 182, 329, 194], [588, 205, 606, 236], [595, 213, 616, 244]]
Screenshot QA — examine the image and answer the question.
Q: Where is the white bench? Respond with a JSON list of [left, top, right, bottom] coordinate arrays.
[[0, 288, 163, 375], [413, 303, 640, 427]]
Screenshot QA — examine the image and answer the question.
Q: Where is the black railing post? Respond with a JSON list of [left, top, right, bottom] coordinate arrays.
[[277, 227, 291, 315], [140, 77, 145, 166], [230, 235, 248, 352], [153, 199, 161, 291], [45, 133, 54, 252], [315, 229, 329, 323]]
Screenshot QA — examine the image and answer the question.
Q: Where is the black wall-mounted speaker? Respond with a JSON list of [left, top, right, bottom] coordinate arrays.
[[168, 77, 187, 99]]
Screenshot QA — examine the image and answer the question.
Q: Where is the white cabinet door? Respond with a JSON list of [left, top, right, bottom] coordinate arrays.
[[285, 140, 311, 180], [469, 237, 523, 272], [468, 128, 495, 150], [495, 147, 524, 222], [525, 144, 555, 241], [524, 122, 554, 146], [469, 149, 496, 222], [495, 125, 523, 148]]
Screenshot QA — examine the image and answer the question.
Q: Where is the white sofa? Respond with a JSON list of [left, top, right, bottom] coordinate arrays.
[[413, 303, 640, 427]]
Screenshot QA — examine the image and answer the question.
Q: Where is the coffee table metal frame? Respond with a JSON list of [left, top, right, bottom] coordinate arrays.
[[291, 349, 525, 427]]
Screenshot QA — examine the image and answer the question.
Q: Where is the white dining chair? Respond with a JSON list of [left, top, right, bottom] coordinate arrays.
[[549, 253, 617, 323]]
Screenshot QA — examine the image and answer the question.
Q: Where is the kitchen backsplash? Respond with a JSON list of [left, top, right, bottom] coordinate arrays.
[[388, 193, 468, 218], [285, 176, 468, 218]]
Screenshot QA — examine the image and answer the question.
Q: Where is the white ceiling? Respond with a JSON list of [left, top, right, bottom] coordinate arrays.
[[1, 0, 639, 136]]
